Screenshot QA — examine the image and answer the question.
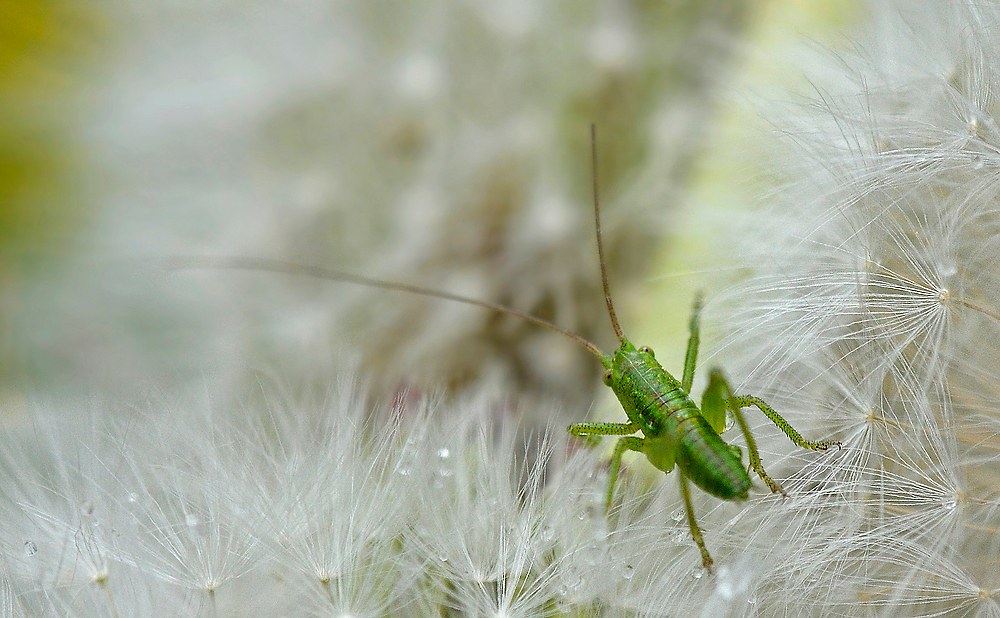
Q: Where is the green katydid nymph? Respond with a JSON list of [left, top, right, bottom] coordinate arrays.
[[170, 124, 840, 573]]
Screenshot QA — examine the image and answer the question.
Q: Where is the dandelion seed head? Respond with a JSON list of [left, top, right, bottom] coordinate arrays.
[[395, 53, 444, 102], [695, 1, 1000, 614], [10, 0, 1000, 614]]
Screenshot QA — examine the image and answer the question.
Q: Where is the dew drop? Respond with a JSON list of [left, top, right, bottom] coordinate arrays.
[[670, 508, 685, 522], [396, 53, 444, 101], [620, 563, 634, 580], [589, 23, 636, 69], [747, 594, 757, 605], [969, 115, 981, 135], [692, 566, 706, 580], [939, 258, 958, 277], [581, 544, 604, 565], [716, 565, 735, 600], [437, 447, 450, 459], [24, 540, 37, 556], [943, 497, 957, 510], [126, 492, 138, 503], [590, 520, 608, 540]]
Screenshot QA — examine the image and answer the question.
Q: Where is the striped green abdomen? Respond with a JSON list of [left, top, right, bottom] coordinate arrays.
[[609, 341, 751, 500]]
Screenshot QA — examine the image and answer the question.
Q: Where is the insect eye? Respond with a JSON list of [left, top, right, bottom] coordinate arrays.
[[639, 346, 654, 357], [603, 369, 614, 386]]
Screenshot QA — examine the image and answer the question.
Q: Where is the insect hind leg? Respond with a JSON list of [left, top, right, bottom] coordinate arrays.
[[710, 369, 841, 496], [728, 398, 786, 496], [728, 394, 841, 452], [707, 369, 787, 496]]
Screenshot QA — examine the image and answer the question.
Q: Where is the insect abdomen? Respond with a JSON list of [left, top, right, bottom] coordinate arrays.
[[675, 416, 750, 500], [610, 341, 751, 500]]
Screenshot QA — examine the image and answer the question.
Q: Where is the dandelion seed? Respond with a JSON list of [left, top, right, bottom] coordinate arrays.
[[106, 402, 261, 599]]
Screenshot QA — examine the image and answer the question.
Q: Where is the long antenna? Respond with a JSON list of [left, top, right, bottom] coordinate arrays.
[[165, 255, 606, 359], [591, 123, 623, 341]]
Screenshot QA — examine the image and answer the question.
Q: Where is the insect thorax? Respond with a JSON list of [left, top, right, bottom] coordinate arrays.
[[608, 339, 695, 437]]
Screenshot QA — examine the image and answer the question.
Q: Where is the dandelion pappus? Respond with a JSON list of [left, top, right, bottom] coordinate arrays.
[[169, 125, 841, 573]]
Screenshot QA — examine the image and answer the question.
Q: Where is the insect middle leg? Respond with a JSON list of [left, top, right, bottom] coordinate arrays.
[[568, 421, 641, 509], [678, 469, 714, 573], [681, 293, 704, 393]]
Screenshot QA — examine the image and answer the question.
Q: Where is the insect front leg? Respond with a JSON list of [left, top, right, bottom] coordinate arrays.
[[567, 421, 640, 509], [678, 470, 714, 573]]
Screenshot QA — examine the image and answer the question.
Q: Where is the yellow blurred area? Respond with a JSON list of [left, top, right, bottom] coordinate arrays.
[[0, 0, 106, 410], [597, 0, 860, 466], [632, 0, 862, 377], [0, 0, 104, 266]]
